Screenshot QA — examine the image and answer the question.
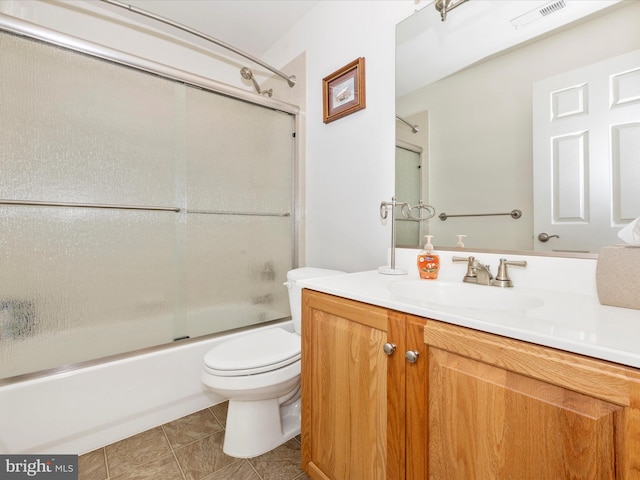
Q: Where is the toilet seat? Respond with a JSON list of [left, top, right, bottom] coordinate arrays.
[[203, 328, 300, 377]]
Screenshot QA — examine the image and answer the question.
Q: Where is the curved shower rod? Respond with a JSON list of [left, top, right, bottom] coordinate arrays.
[[99, 0, 297, 87], [396, 115, 419, 133]]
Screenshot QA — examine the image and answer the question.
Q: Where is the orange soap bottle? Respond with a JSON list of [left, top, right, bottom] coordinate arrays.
[[417, 235, 440, 280]]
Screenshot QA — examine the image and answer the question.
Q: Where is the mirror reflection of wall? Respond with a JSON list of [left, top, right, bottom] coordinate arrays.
[[396, 1, 640, 254]]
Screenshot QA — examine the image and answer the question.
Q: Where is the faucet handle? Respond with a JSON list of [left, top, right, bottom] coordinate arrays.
[[452, 256, 476, 280], [492, 258, 527, 288]]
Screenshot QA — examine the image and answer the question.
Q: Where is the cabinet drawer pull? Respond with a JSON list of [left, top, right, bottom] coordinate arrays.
[[383, 343, 397, 356], [405, 350, 419, 363]]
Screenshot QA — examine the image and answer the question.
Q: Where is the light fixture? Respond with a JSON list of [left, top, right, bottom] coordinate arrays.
[[434, 0, 470, 22]]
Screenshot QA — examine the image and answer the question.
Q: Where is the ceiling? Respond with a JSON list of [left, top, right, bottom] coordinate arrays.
[[115, 0, 320, 57], [102, 0, 623, 98], [396, 0, 624, 96]]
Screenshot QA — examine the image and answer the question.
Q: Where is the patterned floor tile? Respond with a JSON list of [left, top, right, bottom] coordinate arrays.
[[248, 439, 305, 480], [86, 405, 309, 480], [163, 409, 223, 449], [201, 459, 261, 480], [105, 427, 172, 476], [78, 448, 107, 480], [208, 402, 228, 428], [174, 431, 238, 480], [110, 452, 184, 480]]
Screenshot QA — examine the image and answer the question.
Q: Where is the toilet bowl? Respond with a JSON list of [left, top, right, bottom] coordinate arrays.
[[201, 267, 345, 458]]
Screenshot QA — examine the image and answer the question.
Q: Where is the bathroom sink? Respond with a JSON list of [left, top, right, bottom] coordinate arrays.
[[390, 281, 543, 311]]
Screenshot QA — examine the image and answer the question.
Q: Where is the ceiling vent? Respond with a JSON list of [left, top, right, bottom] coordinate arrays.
[[510, 0, 567, 29]]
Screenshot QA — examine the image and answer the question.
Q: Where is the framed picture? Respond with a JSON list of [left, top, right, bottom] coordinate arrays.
[[322, 57, 366, 123]]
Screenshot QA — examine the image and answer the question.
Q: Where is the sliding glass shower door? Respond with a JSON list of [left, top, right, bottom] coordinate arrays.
[[184, 90, 295, 338], [0, 29, 296, 380]]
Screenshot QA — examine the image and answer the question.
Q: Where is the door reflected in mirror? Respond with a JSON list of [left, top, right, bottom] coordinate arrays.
[[396, 0, 640, 256], [395, 142, 423, 247]]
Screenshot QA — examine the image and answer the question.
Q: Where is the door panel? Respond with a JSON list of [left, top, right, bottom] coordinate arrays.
[[428, 348, 618, 480], [395, 144, 423, 246], [533, 49, 640, 253]]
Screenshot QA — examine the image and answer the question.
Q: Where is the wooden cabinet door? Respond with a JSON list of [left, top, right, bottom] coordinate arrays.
[[387, 314, 428, 480], [301, 290, 389, 480], [424, 320, 640, 480]]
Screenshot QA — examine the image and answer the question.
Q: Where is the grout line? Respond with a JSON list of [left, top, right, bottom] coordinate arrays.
[[171, 449, 188, 480], [246, 458, 264, 480], [102, 447, 110, 480], [160, 424, 188, 480], [159, 425, 172, 451]]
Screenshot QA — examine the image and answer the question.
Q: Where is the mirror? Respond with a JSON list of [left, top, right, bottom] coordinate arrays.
[[396, 0, 640, 255]]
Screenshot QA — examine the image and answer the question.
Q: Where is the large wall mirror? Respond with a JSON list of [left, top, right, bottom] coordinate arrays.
[[396, 0, 640, 256]]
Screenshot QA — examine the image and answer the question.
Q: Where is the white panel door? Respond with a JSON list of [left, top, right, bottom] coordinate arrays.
[[533, 49, 640, 253]]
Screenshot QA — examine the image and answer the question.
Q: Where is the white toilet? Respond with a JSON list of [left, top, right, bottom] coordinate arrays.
[[201, 267, 345, 458]]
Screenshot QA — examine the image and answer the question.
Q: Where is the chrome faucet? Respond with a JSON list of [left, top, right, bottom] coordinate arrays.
[[453, 256, 527, 288], [453, 256, 493, 285]]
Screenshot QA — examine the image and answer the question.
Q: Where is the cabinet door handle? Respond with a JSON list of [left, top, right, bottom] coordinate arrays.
[[383, 343, 397, 356], [405, 350, 419, 363]]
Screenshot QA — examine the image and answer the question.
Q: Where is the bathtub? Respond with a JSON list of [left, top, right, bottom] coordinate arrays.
[[0, 319, 293, 455]]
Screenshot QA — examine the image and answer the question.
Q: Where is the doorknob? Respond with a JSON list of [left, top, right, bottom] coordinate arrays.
[[538, 232, 560, 242], [405, 350, 419, 363], [383, 343, 396, 356]]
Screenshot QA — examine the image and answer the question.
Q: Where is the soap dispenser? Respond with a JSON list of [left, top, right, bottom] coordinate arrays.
[[417, 235, 440, 280]]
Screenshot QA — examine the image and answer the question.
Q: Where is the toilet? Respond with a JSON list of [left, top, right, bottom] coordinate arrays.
[[201, 267, 345, 458]]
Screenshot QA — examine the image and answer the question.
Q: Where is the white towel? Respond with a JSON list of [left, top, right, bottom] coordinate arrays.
[[618, 216, 640, 245]]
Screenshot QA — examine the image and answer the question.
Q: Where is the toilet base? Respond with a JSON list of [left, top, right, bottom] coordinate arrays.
[[222, 396, 301, 458]]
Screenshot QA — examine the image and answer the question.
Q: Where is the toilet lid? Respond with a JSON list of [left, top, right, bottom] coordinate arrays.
[[203, 328, 301, 376]]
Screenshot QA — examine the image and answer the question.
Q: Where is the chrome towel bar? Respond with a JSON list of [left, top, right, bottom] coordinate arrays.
[[0, 201, 292, 217], [187, 210, 290, 217], [439, 209, 522, 221]]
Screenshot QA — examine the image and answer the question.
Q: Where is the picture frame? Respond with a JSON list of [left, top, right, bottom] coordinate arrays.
[[322, 57, 366, 123]]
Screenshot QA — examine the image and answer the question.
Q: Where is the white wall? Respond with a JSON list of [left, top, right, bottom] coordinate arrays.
[[263, 1, 417, 272]]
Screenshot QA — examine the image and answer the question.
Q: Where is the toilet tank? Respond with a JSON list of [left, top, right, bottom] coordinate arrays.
[[285, 268, 346, 334]]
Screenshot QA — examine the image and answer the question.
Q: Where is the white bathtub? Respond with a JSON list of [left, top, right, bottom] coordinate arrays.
[[0, 319, 292, 455]]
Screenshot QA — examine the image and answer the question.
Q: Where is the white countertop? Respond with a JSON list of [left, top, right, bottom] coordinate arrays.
[[300, 266, 640, 369]]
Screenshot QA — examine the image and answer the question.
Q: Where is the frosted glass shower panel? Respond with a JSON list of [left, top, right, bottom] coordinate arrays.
[[184, 87, 295, 336], [185, 89, 294, 213], [0, 27, 297, 379], [0, 206, 177, 379], [186, 214, 293, 337], [0, 32, 177, 206]]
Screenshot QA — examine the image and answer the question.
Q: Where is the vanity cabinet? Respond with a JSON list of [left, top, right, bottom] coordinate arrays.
[[423, 320, 640, 479], [301, 289, 640, 479], [301, 289, 426, 480]]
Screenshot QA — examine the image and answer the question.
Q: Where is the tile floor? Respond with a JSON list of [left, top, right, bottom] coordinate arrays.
[[78, 402, 310, 480]]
